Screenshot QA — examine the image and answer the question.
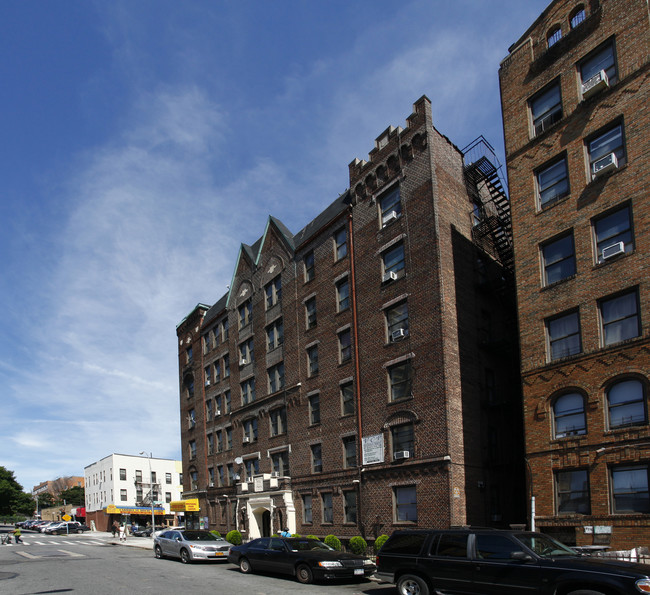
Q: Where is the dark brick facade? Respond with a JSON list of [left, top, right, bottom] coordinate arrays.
[[177, 96, 525, 544], [500, 0, 650, 550]]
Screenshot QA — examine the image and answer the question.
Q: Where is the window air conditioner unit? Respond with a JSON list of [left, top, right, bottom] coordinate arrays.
[[243, 436, 250, 443], [602, 241, 625, 260], [592, 152, 618, 178], [582, 69, 609, 100], [394, 450, 410, 460], [209, 482, 214, 488], [205, 380, 210, 386], [247, 478, 255, 484], [383, 210, 398, 225], [239, 358, 248, 366], [215, 409, 221, 416], [391, 328, 406, 342], [383, 271, 398, 283], [271, 471, 280, 478]]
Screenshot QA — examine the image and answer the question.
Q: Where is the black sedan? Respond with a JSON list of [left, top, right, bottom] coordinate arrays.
[[228, 537, 376, 584]]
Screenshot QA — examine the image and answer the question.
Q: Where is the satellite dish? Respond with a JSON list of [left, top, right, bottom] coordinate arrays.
[[234, 457, 243, 465]]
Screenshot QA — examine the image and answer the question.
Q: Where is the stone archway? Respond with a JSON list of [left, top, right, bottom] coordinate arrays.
[[251, 506, 271, 539]]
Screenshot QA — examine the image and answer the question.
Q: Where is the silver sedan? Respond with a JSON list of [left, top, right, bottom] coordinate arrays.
[[154, 530, 231, 564]]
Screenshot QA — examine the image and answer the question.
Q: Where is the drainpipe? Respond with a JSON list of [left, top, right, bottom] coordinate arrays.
[[348, 206, 365, 537]]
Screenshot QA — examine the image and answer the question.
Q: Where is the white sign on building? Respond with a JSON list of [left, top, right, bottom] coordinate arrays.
[[362, 434, 385, 465]]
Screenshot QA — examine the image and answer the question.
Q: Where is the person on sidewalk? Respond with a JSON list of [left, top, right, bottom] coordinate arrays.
[[119, 523, 126, 542], [111, 520, 119, 538]]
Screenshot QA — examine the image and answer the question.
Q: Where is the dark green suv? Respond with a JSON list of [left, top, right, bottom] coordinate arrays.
[[375, 528, 650, 595]]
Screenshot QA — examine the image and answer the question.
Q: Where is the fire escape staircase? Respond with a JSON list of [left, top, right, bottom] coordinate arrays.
[[462, 136, 514, 275]]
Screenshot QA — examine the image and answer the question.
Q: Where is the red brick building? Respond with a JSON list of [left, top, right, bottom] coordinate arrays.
[[500, 0, 650, 549], [177, 96, 525, 544]]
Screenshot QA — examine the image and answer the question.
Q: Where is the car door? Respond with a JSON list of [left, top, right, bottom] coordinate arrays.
[[244, 538, 270, 571], [472, 533, 541, 594], [424, 532, 476, 594], [161, 531, 180, 558], [262, 538, 293, 575]]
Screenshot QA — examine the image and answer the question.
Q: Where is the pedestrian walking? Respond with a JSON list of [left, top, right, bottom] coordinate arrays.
[[13, 528, 22, 544], [111, 520, 119, 538], [119, 523, 126, 542]]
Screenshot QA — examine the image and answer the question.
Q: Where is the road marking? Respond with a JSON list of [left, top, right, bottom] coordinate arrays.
[[57, 549, 85, 558]]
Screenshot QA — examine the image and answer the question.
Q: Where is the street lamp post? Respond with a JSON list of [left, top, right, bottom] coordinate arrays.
[[140, 451, 156, 536]]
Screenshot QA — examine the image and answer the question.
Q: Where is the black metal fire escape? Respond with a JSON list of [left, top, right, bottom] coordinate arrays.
[[462, 136, 514, 275]]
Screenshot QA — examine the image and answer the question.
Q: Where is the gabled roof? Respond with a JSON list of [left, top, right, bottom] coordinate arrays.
[[293, 190, 351, 248]]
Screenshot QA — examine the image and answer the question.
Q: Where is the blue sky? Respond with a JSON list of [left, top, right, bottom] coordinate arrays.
[[0, 0, 549, 494]]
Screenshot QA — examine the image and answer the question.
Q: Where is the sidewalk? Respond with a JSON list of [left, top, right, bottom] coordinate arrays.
[[91, 531, 153, 550]]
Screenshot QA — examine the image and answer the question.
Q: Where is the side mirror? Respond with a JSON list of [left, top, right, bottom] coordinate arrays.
[[511, 551, 533, 562]]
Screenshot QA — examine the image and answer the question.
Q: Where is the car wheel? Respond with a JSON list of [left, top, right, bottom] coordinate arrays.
[[296, 563, 314, 585], [239, 557, 253, 574], [397, 574, 430, 595], [180, 549, 191, 564], [154, 545, 164, 559], [76, 529, 82, 534]]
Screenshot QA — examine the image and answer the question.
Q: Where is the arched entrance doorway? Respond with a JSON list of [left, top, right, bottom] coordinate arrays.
[[251, 506, 271, 538]]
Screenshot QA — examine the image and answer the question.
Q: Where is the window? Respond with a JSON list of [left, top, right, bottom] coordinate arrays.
[[594, 204, 633, 263], [216, 429, 223, 453], [334, 228, 347, 260], [190, 469, 198, 491], [215, 361, 221, 382], [224, 390, 231, 413], [184, 375, 195, 399], [607, 379, 647, 429], [554, 393, 586, 438], [389, 360, 412, 401], [243, 418, 258, 443], [120, 489, 127, 502], [265, 276, 282, 310], [304, 251, 315, 282], [391, 423, 414, 459], [542, 233, 576, 285], [588, 123, 625, 176], [207, 433, 214, 455], [223, 356, 230, 378], [203, 333, 211, 354], [394, 485, 417, 522], [600, 290, 639, 346], [189, 440, 196, 460], [270, 407, 287, 436], [204, 366, 212, 386], [271, 450, 289, 476], [186, 346, 193, 364], [383, 242, 405, 280], [239, 338, 254, 366], [311, 444, 322, 473], [208, 468, 214, 486], [537, 156, 569, 207], [580, 40, 617, 88], [217, 466, 224, 487], [386, 301, 409, 341], [213, 324, 221, 347], [547, 26, 562, 48], [322, 492, 333, 523], [475, 534, 520, 560], [611, 465, 649, 513], [336, 278, 350, 312], [268, 362, 285, 393], [341, 382, 354, 416], [119, 468, 126, 481], [238, 299, 252, 329], [165, 491, 172, 503], [165, 472, 172, 484], [225, 426, 232, 450], [303, 494, 313, 524], [215, 395, 222, 416], [547, 310, 581, 360], [338, 328, 352, 363], [380, 187, 402, 227], [135, 470, 142, 482], [570, 7, 586, 28], [187, 409, 196, 429], [309, 393, 321, 425], [266, 318, 284, 350], [245, 458, 259, 478], [344, 491, 357, 524], [227, 464, 234, 485], [307, 345, 319, 376], [241, 377, 256, 405], [305, 297, 317, 329], [343, 436, 357, 468]]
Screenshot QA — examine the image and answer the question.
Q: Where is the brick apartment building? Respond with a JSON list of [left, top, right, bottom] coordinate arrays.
[[176, 96, 526, 543], [500, 0, 650, 549]]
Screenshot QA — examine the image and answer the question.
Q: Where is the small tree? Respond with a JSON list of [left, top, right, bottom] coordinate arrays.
[[374, 534, 389, 553], [226, 529, 242, 545], [210, 530, 222, 538], [324, 534, 342, 550], [349, 536, 367, 555]]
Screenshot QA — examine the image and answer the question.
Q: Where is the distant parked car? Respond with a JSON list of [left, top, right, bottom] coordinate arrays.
[[45, 521, 88, 535], [228, 536, 376, 584], [132, 526, 155, 537], [153, 530, 231, 564]]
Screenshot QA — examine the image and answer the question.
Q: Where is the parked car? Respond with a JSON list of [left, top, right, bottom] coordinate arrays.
[[153, 530, 230, 563], [48, 522, 90, 535], [375, 528, 650, 595], [228, 536, 376, 584], [132, 526, 155, 537]]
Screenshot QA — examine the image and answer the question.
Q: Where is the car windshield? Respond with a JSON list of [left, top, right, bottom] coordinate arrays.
[[181, 531, 219, 541], [287, 539, 334, 552], [515, 533, 577, 557]]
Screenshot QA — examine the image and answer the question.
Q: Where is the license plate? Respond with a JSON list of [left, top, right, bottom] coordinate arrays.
[[354, 569, 364, 576]]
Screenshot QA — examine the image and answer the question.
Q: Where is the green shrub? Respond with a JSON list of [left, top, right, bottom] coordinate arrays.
[[291, 533, 301, 537], [349, 536, 367, 555], [209, 530, 221, 538], [226, 529, 242, 545], [374, 534, 389, 553], [324, 534, 342, 550], [306, 534, 318, 540]]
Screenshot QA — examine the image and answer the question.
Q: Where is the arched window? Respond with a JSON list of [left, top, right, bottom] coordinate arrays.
[[607, 379, 647, 429], [553, 392, 586, 438], [547, 26, 562, 48], [184, 374, 194, 399], [570, 6, 586, 29]]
